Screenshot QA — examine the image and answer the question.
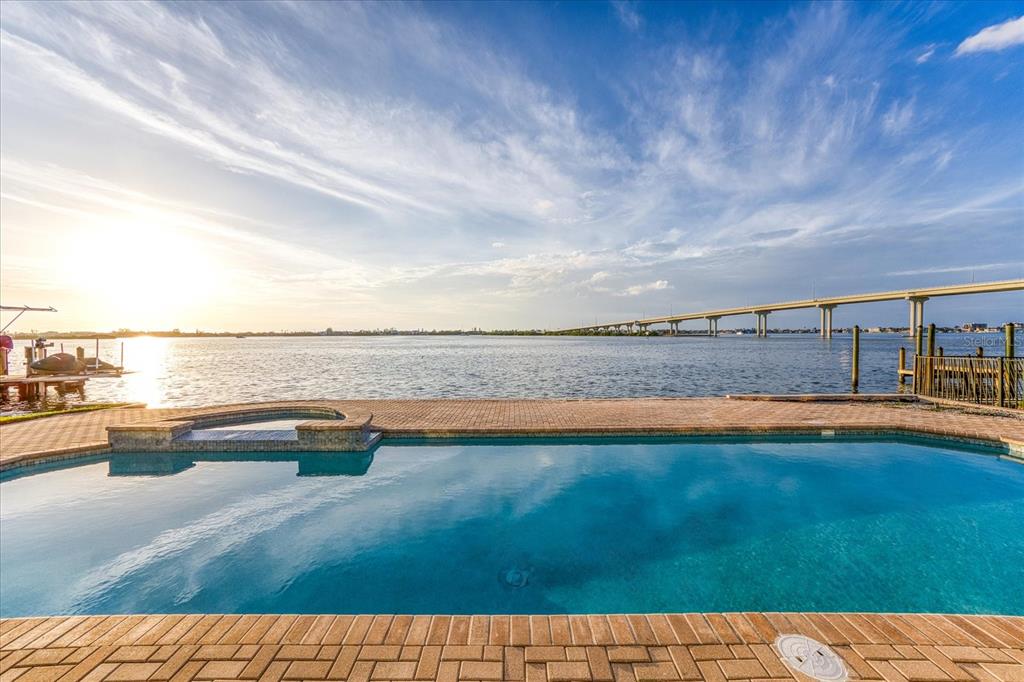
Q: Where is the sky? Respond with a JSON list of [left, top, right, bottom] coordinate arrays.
[[1, 1, 1022, 332]]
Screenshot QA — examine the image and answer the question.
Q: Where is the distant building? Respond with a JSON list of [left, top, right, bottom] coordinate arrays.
[[962, 322, 988, 331]]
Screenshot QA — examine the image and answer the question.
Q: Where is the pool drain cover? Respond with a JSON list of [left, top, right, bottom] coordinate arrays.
[[499, 565, 532, 589], [775, 634, 848, 681]]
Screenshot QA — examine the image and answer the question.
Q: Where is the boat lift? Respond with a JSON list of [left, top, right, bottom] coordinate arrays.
[[1, 305, 57, 376], [0, 304, 85, 400], [1, 305, 57, 334]]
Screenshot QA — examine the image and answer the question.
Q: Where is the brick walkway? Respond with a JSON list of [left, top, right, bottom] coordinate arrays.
[[3, 400, 1023, 680], [2, 398, 1023, 470], [2, 613, 1022, 682]]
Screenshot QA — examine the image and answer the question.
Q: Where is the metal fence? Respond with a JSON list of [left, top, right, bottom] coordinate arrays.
[[914, 355, 1024, 408]]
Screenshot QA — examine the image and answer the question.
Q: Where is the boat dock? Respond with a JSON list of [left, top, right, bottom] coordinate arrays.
[[0, 374, 91, 401]]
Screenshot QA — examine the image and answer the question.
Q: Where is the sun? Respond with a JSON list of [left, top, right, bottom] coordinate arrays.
[[61, 217, 230, 329]]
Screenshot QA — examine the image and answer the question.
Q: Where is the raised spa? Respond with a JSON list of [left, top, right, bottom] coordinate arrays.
[[1, 436, 1021, 616]]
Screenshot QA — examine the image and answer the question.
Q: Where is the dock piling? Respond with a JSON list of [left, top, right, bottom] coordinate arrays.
[[851, 325, 860, 393], [1006, 323, 1015, 358], [997, 356, 1006, 407]]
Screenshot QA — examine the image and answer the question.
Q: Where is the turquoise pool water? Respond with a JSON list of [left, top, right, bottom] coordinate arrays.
[[1, 437, 1022, 616]]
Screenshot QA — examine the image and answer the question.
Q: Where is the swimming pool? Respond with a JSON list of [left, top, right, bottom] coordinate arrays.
[[1, 436, 1022, 616]]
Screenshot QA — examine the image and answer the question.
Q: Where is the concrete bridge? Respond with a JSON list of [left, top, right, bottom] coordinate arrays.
[[552, 279, 1024, 337]]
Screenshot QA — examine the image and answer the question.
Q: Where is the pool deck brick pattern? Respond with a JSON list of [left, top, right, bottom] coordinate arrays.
[[2, 613, 1022, 682], [2, 397, 1023, 470], [3, 398, 1023, 680]]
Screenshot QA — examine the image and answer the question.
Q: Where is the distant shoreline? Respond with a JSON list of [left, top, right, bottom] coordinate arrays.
[[8, 327, 1010, 340]]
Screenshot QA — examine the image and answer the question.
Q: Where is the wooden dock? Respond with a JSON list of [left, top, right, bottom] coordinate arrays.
[[0, 370, 123, 402], [0, 374, 90, 401]]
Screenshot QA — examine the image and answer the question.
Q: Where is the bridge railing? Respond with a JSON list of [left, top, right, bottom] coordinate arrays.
[[914, 355, 1023, 408]]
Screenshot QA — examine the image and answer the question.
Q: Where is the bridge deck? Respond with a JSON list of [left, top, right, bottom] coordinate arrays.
[[554, 278, 1024, 333]]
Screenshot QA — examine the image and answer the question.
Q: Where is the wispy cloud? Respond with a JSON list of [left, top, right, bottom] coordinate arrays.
[[887, 263, 1023, 277], [612, 1, 643, 32], [882, 98, 915, 135], [0, 2, 622, 226], [620, 280, 670, 296], [955, 16, 1024, 56], [1, 1, 1021, 329]]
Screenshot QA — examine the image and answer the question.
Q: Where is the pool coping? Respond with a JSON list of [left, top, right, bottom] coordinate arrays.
[[3, 397, 1023, 472], [3, 426, 1022, 475]]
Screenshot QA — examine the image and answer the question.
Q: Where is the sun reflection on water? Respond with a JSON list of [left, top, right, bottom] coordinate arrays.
[[118, 337, 171, 408]]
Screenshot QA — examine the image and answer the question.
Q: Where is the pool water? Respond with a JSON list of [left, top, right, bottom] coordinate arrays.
[[1, 437, 1022, 616]]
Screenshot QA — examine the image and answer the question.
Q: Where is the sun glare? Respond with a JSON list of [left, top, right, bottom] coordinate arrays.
[[62, 218, 228, 328]]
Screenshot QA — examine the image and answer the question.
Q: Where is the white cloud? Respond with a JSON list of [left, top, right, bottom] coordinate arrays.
[[915, 45, 936, 64], [881, 98, 915, 136], [887, 262, 1022, 277], [934, 150, 954, 171], [619, 280, 670, 296], [955, 16, 1024, 56], [612, 1, 642, 32], [0, 2, 625, 229], [491, 241, 506, 248]]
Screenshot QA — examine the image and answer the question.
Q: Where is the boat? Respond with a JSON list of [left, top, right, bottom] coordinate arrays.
[[84, 357, 118, 371], [29, 353, 85, 375]]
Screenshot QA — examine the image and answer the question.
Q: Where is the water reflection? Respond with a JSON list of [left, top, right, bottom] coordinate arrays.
[[107, 451, 374, 478], [2, 439, 1022, 616], [108, 454, 195, 477]]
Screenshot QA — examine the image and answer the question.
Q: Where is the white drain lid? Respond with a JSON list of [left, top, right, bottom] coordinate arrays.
[[775, 634, 848, 682]]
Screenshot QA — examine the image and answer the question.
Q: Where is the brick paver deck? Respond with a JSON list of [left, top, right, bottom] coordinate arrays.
[[2, 398, 1023, 470], [3, 399, 1023, 680], [1, 613, 1022, 682]]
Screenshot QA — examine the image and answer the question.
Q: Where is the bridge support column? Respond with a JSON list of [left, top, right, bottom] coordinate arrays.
[[819, 305, 836, 339], [670, 322, 678, 335], [907, 296, 929, 336], [754, 312, 769, 337], [706, 316, 720, 337]]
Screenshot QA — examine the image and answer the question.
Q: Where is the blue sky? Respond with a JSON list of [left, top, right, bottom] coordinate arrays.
[[1, 1, 1022, 331]]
